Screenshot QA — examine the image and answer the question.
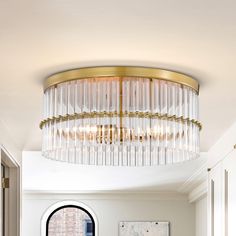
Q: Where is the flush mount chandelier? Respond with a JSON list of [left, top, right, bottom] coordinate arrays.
[[40, 66, 201, 166]]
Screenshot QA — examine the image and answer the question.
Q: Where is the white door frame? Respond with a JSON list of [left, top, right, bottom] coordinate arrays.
[[0, 145, 21, 236]]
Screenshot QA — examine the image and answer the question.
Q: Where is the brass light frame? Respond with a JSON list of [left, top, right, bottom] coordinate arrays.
[[43, 66, 199, 93]]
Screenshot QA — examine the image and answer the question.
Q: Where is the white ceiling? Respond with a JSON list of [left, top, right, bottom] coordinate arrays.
[[1, 0, 236, 152]]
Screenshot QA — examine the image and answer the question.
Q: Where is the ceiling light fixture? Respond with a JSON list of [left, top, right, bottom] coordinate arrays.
[[40, 66, 201, 166]]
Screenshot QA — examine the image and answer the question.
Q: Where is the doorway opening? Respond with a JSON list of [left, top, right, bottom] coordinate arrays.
[[0, 147, 20, 236]]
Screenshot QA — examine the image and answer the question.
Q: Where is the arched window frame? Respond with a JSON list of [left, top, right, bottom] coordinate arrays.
[[41, 201, 98, 236]]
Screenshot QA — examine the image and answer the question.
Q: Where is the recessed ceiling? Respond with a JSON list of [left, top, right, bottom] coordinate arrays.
[[0, 0, 236, 152]]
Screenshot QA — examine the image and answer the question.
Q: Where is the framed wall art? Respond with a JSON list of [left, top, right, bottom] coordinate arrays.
[[119, 221, 169, 236]]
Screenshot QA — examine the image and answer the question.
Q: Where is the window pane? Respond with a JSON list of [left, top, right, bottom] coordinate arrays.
[[47, 206, 94, 236], [86, 222, 93, 233]]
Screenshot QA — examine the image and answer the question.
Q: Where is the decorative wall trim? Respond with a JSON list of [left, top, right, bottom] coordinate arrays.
[[188, 181, 208, 203], [178, 154, 208, 194], [1, 145, 20, 167]]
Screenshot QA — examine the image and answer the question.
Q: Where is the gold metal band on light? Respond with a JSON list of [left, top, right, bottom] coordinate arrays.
[[39, 112, 202, 130], [44, 66, 199, 93]]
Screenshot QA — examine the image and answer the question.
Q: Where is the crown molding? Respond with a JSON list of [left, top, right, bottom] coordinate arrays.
[[207, 122, 236, 169], [23, 190, 188, 201], [178, 156, 208, 194], [188, 180, 208, 203]]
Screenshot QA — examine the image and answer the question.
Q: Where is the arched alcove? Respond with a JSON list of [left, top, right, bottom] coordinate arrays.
[[41, 201, 98, 236]]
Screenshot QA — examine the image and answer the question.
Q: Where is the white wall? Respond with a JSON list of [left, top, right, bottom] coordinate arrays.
[[23, 193, 195, 236], [195, 196, 207, 236]]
